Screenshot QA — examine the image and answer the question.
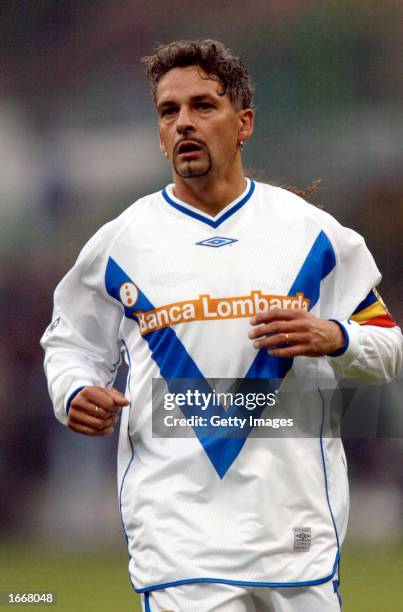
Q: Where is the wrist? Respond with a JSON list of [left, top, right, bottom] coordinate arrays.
[[326, 319, 362, 367], [64, 380, 95, 416], [327, 319, 348, 356]]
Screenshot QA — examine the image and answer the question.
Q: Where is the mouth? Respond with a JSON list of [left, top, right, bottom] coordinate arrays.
[[176, 140, 203, 158]]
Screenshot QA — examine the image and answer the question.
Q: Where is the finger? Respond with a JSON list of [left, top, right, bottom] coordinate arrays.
[[69, 396, 114, 420], [251, 309, 307, 326], [73, 399, 120, 420], [253, 333, 310, 350], [104, 387, 129, 406], [248, 319, 307, 340], [267, 344, 312, 358], [68, 421, 115, 437], [78, 387, 119, 412], [69, 410, 119, 431]]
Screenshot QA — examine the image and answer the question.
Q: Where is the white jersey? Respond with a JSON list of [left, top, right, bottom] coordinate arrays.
[[41, 180, 402, 593]]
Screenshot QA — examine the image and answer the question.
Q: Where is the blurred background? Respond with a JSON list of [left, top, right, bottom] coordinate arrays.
[[1, 0, 402, 610]]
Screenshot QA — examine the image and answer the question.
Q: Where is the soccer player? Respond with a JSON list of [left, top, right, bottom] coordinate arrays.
[[41, 40, 402, 611]]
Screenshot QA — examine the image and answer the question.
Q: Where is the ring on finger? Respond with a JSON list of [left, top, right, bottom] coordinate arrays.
[[284, 332, 290, 345], [95, 405, 100, 418]]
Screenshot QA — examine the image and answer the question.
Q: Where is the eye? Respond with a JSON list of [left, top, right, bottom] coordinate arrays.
[[197, 102, 214, 111], [161, 107, 177, 118]]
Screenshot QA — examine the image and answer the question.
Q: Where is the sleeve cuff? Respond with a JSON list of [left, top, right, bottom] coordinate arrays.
[[327, 319, 361, 367]]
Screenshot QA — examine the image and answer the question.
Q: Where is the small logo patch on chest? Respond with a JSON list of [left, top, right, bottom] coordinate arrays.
[[196, 237, 238, 248]]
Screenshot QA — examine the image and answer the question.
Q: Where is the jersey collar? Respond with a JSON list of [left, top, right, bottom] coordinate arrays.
[[161, 178, 255, 229]]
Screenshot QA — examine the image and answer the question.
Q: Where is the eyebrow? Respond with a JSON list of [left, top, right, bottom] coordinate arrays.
[[157, 93, 219, 112]]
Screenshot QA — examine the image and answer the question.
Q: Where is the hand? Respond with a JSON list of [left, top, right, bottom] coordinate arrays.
[[248, 309, 344, 358], [68, 386, 129, 436]]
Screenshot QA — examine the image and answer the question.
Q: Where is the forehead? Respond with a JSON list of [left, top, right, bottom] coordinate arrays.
[[156, 65, 228, 105]]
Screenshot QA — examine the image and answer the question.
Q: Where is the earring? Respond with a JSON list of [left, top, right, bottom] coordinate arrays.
[[240, 141, 244, 151], [164, 151, 168, 158]]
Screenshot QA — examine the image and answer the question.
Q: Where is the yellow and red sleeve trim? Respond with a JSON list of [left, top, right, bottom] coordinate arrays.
[[350, 289, 397, 328]]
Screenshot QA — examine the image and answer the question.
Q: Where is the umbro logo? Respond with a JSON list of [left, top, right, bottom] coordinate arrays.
[[293, 527, 311, 552], [196, 236, 238, 248]]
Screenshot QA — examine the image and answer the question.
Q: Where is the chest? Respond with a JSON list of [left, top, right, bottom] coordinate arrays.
[[111, 211, 315, 309]]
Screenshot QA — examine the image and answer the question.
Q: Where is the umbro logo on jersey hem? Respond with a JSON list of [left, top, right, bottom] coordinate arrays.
[[293, 527, 311, 552], [196, 237, 238, 248]]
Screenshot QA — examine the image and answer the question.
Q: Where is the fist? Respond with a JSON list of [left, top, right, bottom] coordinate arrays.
[[68, 386, 129, 436]]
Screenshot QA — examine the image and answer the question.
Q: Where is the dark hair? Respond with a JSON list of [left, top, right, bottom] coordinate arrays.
[[142, 39, 254, 110]]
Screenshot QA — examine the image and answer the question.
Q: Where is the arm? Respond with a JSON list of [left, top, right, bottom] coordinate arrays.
[[248, 215, 402, 381], [326, 290, 403, 380], [249, 305, 402, 381], [40, 224, 128, 430]]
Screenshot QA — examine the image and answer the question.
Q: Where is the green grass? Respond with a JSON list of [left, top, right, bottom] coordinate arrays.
[[0, 542, 402, 611]]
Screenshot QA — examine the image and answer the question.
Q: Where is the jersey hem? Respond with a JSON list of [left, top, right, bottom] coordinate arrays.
[[133, 550, 340, 593]]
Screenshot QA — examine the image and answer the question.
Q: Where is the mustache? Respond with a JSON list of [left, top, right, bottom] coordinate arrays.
[[174, 137, 206, 154]]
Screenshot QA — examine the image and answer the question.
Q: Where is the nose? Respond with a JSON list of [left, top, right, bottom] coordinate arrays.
[[176, 105, 195, 134]]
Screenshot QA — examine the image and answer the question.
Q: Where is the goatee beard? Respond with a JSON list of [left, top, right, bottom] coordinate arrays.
[[173, 150, 212, 178]]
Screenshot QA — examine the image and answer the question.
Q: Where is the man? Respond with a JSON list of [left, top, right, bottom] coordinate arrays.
[[41, 40, 402, 611]]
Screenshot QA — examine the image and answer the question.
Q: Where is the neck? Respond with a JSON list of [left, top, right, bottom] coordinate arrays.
[[172, 163, 247, 216]]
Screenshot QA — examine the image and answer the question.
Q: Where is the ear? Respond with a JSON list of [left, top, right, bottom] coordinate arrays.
[[238, 108, 254, 145]]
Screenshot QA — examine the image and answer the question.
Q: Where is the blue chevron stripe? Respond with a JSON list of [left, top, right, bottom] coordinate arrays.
[[287, 229, 336, 303]]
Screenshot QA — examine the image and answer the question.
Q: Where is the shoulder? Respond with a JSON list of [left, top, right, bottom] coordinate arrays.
[[75, 189, 163, 267], [254, 181, 334, 224], [254, 181, 366, 250]]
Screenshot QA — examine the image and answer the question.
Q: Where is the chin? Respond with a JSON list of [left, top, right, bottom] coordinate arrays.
[[176, 163, 211, 179]]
